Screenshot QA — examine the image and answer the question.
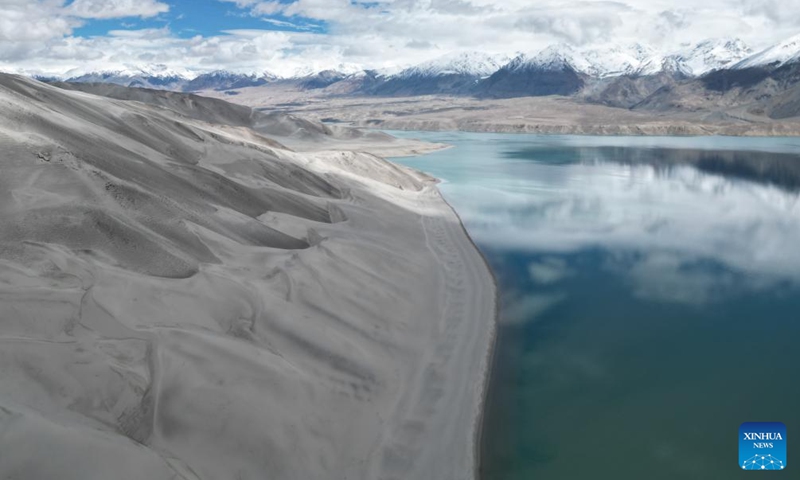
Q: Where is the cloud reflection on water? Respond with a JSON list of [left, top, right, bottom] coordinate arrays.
[[447, 149, 800, 294], [394, 133, 800, 479]]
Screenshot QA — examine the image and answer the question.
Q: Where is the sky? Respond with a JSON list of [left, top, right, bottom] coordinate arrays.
[[0, 0, 799, 77]]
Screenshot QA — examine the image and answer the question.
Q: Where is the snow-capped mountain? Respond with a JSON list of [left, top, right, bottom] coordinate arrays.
[[582, 43, 655, 78], [363, 52, 510, 96], [182, 71, 278, 92], [35, 33, 800, 102], [126, 64, 193, 79], [636, 54, 690, 77], [395, 52, 509, 79], [64, 64, 192, 90], [480, 45, 587, 98], [297, 70, 353, 90], [734, 33, 800, 70], [477, 39, 752, 99], [668, 39, 753, 76], [496, 40, 749, 79], [583, 39, 751, 77], [286, 63, 363, 79], [65, 72, 186, 90], [369, 66, 405, 78], [499, 43, 654, 78], [506, 44, 591, 73]]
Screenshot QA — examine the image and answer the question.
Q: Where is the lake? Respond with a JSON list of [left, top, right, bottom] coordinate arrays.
[[390, 132, 800, 480]]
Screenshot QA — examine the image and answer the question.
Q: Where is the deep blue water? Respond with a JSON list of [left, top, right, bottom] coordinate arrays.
[[389, 132, 800, 480]]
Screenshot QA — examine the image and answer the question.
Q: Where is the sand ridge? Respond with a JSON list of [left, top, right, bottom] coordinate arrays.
[[0, 74, 495, 480]]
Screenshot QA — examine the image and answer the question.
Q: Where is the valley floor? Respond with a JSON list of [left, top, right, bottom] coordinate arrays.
[[198, 88, 800, 136]]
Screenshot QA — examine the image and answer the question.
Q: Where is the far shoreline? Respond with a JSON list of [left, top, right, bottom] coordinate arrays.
[[363, 123, 800, 138], [194, 90, 800, 139]]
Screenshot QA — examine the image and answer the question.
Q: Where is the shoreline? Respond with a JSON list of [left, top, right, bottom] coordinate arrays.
[[275, 144, 500, 479], [349, 137, 498, 479], [434, 189, 501, 480], [363, 122, 800, 138], [384, 143, 500, 480]]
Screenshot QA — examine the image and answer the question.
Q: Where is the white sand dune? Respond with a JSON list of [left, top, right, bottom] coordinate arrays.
[[55, 82, 448, 157], [0, 74, 495, 480]]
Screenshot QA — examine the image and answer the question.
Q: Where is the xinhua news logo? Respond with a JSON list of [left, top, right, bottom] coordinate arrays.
[[740, 422, 786, 471]]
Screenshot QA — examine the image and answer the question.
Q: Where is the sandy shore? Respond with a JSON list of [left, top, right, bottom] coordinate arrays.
[[435, 189, 501, 480], [0, 75, 496, 479]]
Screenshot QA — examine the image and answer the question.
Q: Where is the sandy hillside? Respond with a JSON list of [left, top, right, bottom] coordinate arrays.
[[55, 82, 448, 157], [0, 74, 495, 480]]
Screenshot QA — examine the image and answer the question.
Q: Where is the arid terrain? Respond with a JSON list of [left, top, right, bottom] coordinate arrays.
[[196, 84, 800, 136], [0, 74, 495, 480]]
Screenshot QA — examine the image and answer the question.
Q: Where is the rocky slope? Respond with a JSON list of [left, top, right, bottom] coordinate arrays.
[[479, 45, 587, 98]]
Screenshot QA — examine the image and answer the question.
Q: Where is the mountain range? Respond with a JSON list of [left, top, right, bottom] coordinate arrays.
[[33, 34, 800, 119]]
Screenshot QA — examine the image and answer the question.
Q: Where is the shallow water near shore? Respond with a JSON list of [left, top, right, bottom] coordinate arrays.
[[390, 131, 800, 480]]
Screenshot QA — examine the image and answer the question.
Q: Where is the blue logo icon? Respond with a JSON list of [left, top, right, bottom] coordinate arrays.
[[740, 422, 786, 471]]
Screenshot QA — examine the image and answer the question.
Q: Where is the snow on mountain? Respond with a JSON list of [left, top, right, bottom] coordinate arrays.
[[626, 39, 749, 77], [62, 67, 284, 92], [329, 63, 365, 76], [369, 66, 405, 78], [636, 53, 689, 76], [582, 43, 656, 77], [67, 64, 191, 80], [296, 70, 355, 89], [396, 52, 510, 79], [281, 63, 363, 79], [734, 33, 800, 70], [504, 42, 708, 78], [61, 64, 194, 90], [672, 39, 752, 75], [490, 38, 754, 79], [36, 34, 799, 97], [481, 44, 588, 97], [182, 70, 278, 91], [362, 52, 511, 96], [507, 44, 592, 73], [287, 65, 317, 78], [502, 43, 660, 78], [124, 64, 194, 80]]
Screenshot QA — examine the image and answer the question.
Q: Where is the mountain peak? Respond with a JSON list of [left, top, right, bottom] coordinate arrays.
[[505, 44, 588, 74], [676, 38, 752, 75], [581, 43, 655, 77], [532, 44, 586, 70], [734, 33, 800, 70], [397, 51, 509, 78]]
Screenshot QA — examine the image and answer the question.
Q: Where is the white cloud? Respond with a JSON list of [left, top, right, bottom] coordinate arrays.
[[0, 1, 76, 43], [1, 0, 800, 77], [512, 3, 629, 46], [0, 0, 170, 63], [66, 0, 170, 19], [214, 0, 800, 67]]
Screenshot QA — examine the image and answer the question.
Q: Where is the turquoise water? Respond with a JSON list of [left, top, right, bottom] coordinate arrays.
[[389, 132, 800, 480]]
